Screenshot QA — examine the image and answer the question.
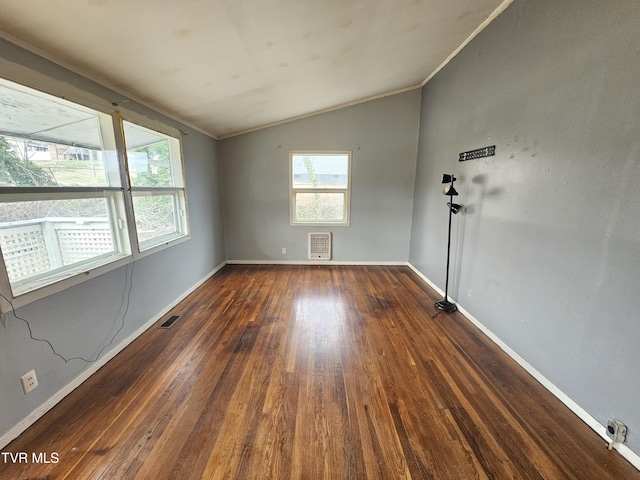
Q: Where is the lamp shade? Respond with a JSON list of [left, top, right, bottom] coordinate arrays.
[[442, 185, 458, 196], [442, 174, 456, 184], [448, 203, 463, 214]]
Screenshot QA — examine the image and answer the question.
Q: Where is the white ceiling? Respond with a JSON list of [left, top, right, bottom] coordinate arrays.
[[0, 0, 510, 139]]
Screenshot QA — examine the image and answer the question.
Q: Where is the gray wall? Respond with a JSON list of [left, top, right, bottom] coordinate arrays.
[[220, 90, 421, 263], [409, 0, 640, 453], [0, 39, 226, 441]]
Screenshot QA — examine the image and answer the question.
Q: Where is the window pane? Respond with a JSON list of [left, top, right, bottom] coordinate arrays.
[[295, 192, 345, 222], [124, 122, 175, 187], [0, 135, 111, 187], [131, 193, 179, 247], [0, 197, 118, 294], [292, 153, 349, 189], [0, 78, 116, 187]]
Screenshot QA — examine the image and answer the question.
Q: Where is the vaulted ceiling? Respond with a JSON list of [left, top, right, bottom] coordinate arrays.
[[0, 0, 510, 139]]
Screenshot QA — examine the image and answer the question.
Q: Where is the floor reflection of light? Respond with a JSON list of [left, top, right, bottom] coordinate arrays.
[[290, 293, 347, 358]]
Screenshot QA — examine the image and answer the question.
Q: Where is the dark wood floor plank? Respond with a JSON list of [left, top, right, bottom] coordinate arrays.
[[1, 265, 638, 480]]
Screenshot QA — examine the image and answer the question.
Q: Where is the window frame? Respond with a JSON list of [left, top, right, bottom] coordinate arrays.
[[0, 66, 190, 313], [289, 150, 352, 226], [119, 114, 190, 255], [0, 193, 133, 313]]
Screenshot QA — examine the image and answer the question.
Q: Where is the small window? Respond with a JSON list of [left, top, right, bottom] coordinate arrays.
[[122, 121, 189, 251], [290, 151, 351, 225]]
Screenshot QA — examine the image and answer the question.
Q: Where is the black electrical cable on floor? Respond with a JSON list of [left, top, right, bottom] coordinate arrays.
[[0, 260, 135, 364]]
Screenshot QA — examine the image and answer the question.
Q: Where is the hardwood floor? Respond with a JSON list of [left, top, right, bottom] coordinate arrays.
[[1, 265, 638, 479]]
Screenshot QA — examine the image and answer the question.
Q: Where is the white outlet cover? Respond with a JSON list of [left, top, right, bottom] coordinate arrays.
[[21, 369, 38, 394]]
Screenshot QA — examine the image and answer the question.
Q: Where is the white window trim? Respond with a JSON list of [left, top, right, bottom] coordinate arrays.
[[130, 188, 190, 253], [289, 150, 352, 226], [0, 245, 132, 313], [117, 110, 191, 259], [0, 66, 191, 313], [114, 108, 191, 260]]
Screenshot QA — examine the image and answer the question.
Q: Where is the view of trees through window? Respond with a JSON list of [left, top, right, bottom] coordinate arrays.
[[0, 133, 175, 237], [0, 135, 109, 222], [0, 136, 56, 187], [124, 125, 179, 244], [129, 142, 172, 187]]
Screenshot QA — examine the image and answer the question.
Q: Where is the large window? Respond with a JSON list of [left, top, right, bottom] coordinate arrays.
[[290, 151, 351, 225], [0, 76, 189, 310]]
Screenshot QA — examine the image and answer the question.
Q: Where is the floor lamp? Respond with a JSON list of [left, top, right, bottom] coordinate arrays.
[[435, 174, 463, 313]]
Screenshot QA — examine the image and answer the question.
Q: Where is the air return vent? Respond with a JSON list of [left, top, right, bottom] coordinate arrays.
[[160, 315, 182, 328], [308, 232, 332, 260]]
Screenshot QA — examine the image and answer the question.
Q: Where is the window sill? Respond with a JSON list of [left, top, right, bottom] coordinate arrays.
[[1, 232, 192, 314], [2, 253, 132, 313], [135, 232, 190, 259], [290, 221, 350, 227]]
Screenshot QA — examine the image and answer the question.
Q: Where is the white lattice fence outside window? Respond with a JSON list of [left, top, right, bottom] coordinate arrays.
[[0, 224, 51, 282], [0, 218, 113, 284], [54, 223, 113, 265]]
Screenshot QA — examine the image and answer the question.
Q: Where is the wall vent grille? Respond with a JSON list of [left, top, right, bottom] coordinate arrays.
[[308, 232, 332, 260]]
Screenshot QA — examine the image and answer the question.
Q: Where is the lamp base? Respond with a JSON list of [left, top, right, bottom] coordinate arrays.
[[435, 299, 457, 313]]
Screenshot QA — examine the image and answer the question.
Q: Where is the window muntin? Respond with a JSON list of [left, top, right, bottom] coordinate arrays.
[[123, 120, 189, 251], [290, 151, 351, 225]]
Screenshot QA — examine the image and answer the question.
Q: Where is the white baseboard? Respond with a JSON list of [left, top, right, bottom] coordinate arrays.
[[226, 259, 408, 266], [407, 263, 640, 471], [0, 261, 227, 450]]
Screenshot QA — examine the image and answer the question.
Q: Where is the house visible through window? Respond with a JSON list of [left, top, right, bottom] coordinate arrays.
[[290, 151, 351, 225]]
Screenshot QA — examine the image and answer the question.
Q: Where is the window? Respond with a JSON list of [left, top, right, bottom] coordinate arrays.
[[0, 77, 130, 300], [122, 121, 189, 251], [0, 76, 189, 310], [290, 151, 351, 225]]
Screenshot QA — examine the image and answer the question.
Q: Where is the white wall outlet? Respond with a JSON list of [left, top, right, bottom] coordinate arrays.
[[282, 247, 287, 255], [21, 369, 38, 394], [607, 419, 627, 445]]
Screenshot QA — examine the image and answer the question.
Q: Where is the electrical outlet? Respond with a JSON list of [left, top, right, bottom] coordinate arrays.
[[606, 419, 627, 449], [282, 247, 287, 255], [21, 370, 38, 394]]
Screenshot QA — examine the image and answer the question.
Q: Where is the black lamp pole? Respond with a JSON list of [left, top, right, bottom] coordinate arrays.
[[435, 174, 461, 313]]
